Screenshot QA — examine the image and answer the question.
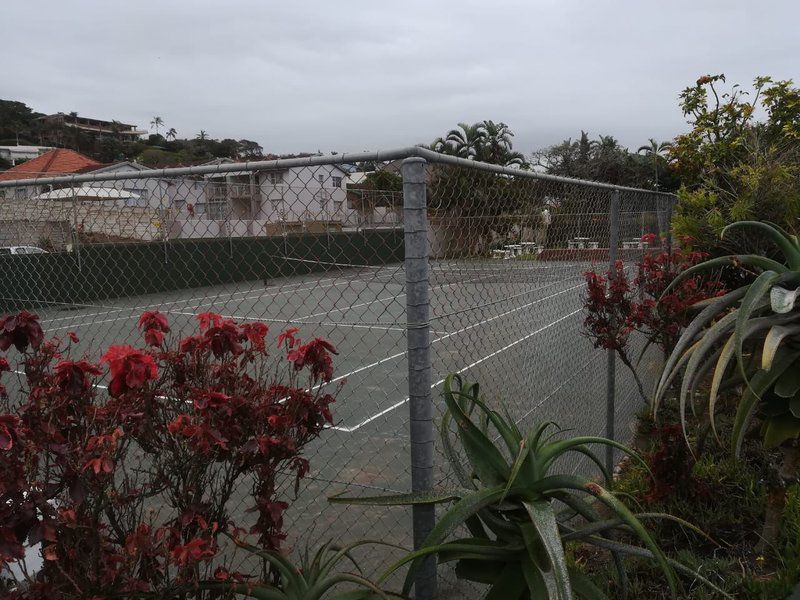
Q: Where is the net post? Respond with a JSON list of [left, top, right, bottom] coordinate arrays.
[[401, 156, 436, 600], [605, 188, 621, 475]]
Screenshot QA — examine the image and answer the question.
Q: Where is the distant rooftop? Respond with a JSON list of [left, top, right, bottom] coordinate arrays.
[[38, 113, 147, 137], [0, 148, 102, 181]]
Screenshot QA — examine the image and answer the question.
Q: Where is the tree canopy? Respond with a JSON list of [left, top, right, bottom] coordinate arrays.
[[669, 74, 800, 250]]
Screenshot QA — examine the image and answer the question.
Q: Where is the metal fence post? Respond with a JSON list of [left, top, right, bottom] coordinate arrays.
[[402, 157, 436, 600], [72, 188, 82, 272], [664, 196, 674, 256], [605, 189, 621, 475]]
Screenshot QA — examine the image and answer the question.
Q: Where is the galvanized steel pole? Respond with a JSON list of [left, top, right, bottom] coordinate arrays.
[[402, 157, 436, 600], [606, 189, 621, 475]]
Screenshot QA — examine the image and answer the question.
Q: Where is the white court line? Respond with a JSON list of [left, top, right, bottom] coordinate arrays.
[[319, 281, 585, 432], [41, 267, 403, 326], [165, 311, 415, 334], [333, 307, 584, 432], [293, 275, 487, 322], [45, 272, 404, 333]]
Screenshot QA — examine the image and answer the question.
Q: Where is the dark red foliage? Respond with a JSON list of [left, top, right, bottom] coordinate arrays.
[[0, 310, 338, 598], [583, 240, 725, 357], [644, 424, 711, 503], [0, 311, 44, 352], [287, 338, 339, 382], [101, 345, 158, 397]]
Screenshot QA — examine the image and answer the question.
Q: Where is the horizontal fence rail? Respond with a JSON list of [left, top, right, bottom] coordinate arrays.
[[0, 147, 674, 597]]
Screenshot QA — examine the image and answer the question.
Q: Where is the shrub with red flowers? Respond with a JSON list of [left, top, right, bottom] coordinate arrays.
[[0, 310, 339, 598], [583, 235, 725, 398]]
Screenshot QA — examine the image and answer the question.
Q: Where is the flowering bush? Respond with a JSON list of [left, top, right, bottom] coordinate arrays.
[[0, 311, 339, 598], [583, 235, 725, 397]]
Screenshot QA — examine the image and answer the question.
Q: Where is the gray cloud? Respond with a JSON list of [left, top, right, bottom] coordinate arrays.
[[3, 0, 798, 154]]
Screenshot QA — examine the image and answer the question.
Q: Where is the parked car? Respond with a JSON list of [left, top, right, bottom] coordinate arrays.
[[0, 246, 48, 255]]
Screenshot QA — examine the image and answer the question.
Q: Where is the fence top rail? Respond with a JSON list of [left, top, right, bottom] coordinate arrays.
[[0, 145, 676, 199]]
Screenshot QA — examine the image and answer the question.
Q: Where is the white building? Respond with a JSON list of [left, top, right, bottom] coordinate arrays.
[[0, 146, 55, 166]]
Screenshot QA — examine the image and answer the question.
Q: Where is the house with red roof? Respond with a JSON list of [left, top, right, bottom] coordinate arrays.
[[0, 149, 102, 201]]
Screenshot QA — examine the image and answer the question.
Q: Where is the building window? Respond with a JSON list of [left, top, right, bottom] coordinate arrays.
[[205, 200, 228, 220], [266, 171, 283, 185], [317, 174, 325, 184], [14, 188, 26, 200], [332, 176, 342, 188]]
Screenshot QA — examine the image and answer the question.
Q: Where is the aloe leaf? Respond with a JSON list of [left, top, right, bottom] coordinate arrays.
[[522, 558, 555, 600], [562, 513, 717, 547], [763, 220, 800, 248], [762, 415, 800, 449], [734, 270, 780, 379], [539, 437, 649, 477], [709, 332, 737, 443], [722, 221, 800, 268], [523, 500, 573, 599], [567, 445, 613, 486], [454, 558, 509, 584], [568, 568, 607, 600], [584, 536, 733, 598], [777, 363, 800, 399], [226, 536, 303, 590], [485, 562, 528, 600], [762, 324, 800, 371], [770, 286, 800, 313], [732, 350, 800, 457], [329, 489, 464, 506], [538, 475, 677, 598], [196, 582, 289, 600], [440, 410, 477, 489], [677, 310, 740, 444], [653, 340, 702, 416], [501, 439, 530, 503], [311, 573, 391, 600], [660, 256, 781, 299], [442, 375, 510, 486], [398, 485, 507, 593], [657, 286, 747, 391], [320, 540, 406, 581]]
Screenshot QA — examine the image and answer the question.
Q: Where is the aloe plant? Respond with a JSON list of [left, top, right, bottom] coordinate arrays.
[[199, 537, 399, 599], [654, 220, 800, 552], [331, 375, 727, 599]]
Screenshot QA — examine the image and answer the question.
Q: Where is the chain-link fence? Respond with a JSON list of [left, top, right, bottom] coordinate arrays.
[[0, 148, 674, 598]]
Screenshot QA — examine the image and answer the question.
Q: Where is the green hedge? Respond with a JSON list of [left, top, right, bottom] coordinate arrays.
[[0, 230, 404, 312]]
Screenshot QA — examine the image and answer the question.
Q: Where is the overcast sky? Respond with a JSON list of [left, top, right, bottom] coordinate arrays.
[[3, 0, 798, 155]]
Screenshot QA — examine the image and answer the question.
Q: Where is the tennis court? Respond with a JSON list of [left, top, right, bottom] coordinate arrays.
[[28, 256, 619, 548]]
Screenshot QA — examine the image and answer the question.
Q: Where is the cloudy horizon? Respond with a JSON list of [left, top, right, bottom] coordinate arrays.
[[3, 0, 798, 156]]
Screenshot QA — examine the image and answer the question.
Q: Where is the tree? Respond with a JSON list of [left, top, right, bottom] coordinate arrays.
[[432, 120, 527, 167], [196, 130, 208, 141], [166, 127, 177, 141], [237, 139, 264, 160], [150, 116, 164, 135], [669, 74, 800, 252], [534, 131, 657, 187], [637, 138, 673, 190], [480, 120, 526, 166], [445, 122, 487, 159]]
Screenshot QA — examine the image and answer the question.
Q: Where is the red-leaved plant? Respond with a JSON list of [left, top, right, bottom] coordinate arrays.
[[583, 234, 725, 399], [0, 310, 339, 598]]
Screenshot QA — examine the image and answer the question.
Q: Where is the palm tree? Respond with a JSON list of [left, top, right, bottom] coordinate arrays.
[[637, 138, 673, 189], [150, 116, 164, 135], [445, 122, 487, 159], [481, 120, 528, 167], [196, 130, 208, 141], [166, 128, 177, 141]]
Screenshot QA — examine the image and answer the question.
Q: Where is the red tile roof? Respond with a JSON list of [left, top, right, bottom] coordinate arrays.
[[0, 149, 102, 181]]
